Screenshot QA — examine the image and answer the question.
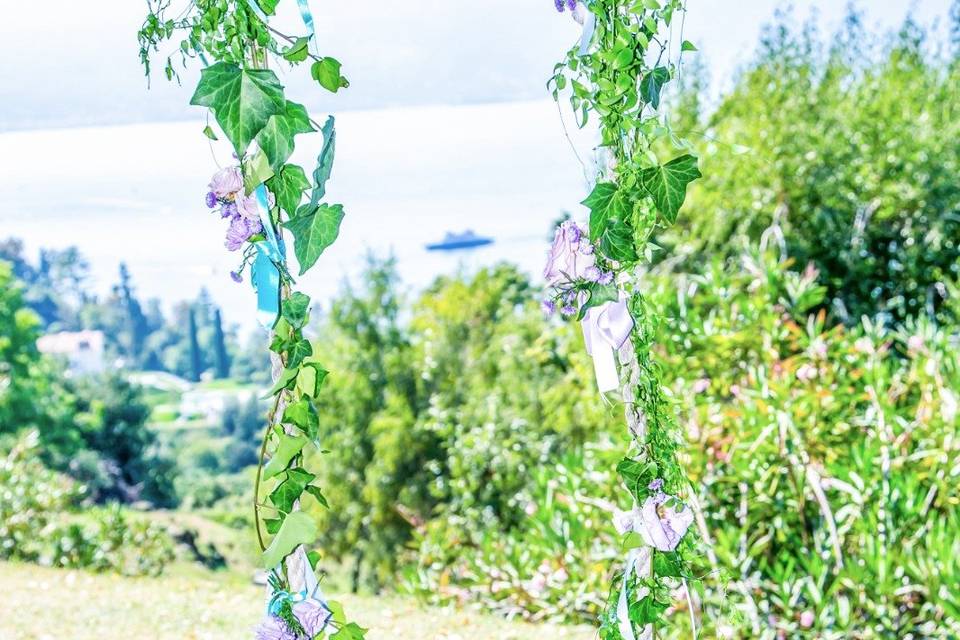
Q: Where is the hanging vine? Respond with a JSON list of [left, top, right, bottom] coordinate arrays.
[[545, 1, 702, 639], [139, 1, 364, 638]]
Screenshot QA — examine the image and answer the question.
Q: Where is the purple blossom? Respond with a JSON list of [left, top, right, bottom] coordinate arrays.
[[230, 271, 243, 283], [253, 616, 298, 640], [567, 0, 576, 9], [220, 202, 238, 219], [598, 271, 614, 285], [205, 191, 217, 208], [554, 0, 564, 11], [648, 478, 664, 493], [542, 299, 556, 315], [225, 215, 263, 251], [208, 166, 243, 199], [560, 304, 577, 317], [292, 601, 332, 638], [584, 265, 601, 282]]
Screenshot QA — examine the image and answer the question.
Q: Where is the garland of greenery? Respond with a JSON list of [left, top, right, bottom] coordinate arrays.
[[138, 1, 365, 638], [545, 1, 702, 638]]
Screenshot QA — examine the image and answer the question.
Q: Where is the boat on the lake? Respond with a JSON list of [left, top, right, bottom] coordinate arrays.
[[425, 230, 494, 251]]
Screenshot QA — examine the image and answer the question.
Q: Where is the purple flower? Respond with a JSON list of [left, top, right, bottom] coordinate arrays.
[[544, 221, 595, 286], [554, 0, 564, 11], [542, 299, 556, 315], [254, 616, 297, 640], [220, 202, 238, 219], [598, 271, 614, 285], [560, 304, 577, 317], [567, 0, 576, 9], [225, 216, 263, 251], [584, 265, 601, 282], [205, 191, 217, 208], [208, 166, 243, 199], [292, 600, 332, 638], [230, 271, 243, 283], [648, 478, 664, 492]]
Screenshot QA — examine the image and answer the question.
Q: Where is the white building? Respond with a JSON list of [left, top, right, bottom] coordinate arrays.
[[36, 330, 106, 374]]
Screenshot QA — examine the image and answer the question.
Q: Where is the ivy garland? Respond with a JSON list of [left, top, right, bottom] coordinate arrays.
[[139, 1, 364, 639], [545, 1, 702, 639]]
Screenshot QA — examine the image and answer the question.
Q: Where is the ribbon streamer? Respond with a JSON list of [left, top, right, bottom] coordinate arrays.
[[251, 184, 285, 328], [617, 547, 653, 640], [579, 11, 596, 56], [581, 299, 634, 392]]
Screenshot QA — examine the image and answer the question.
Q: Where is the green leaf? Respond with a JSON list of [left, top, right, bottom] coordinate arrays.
[[598, 217, 638, 263], [622, 532, 646, 550], [304, 484, 329, 508], [306, 549, 322, 570], [255, 0, 279, 15], [282, 37, 310, 63], [327, 600, 347, 625], [307, 116, 336, 206], [256, 101, 315, 170], [202, 125, 218, 140], [262, 433, 309, 480], [264, 367, 299, 398], [264, 517, 283, 535], [282, 203, 345, 275], [629, 595, 669, 626], [637, 154, 701, 224], [581, 182, 619, 241], [297, 363, 329, 398], [267, 164, 310, 217], [331, 622, 367, 640], [282, 398, 320, 439], [681, 39, 698, 52], [653, 551, 684, 578], [190, 62, 286, 156], [269, 468, 317, 514], [617, 458, 658, 500], [243, 149, 275, 193], [640, 66, 670, 110], [577, 281, 620, 320], [286, 338, 313, 368], [282, 292, 311, 329], [262, 511, 317, 569], [311, 57, 349, 93]]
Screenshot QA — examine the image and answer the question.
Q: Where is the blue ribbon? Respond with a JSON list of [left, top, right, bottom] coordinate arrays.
[[245, 0, 316, 43], [251, 184, 285, 328], [267, 587, 308, 616]]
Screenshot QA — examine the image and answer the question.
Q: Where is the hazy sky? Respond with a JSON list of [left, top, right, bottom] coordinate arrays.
[[0, 0, 954, 131]]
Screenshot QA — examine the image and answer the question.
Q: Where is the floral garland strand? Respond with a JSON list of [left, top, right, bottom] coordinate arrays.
[[545, 1, 702, 638], [139, 2, 365, 639]]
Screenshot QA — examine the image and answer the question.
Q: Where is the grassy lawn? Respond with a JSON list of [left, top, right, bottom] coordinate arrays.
[[0, 562, 594, 640]]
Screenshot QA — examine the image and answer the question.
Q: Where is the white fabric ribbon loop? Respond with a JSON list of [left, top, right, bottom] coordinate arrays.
[[581, 299, 634, 392]]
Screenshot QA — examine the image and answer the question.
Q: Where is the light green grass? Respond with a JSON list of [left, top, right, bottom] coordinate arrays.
[[0, 562, 594, 640]]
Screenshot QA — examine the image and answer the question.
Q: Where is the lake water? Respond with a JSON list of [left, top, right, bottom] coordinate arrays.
[[0, 100, 597, 330]]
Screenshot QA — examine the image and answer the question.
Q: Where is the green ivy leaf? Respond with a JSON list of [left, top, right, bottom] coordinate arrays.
[[304, 484, 329, 508], [330, 622, 367, 640], [242, 149, 275, 193], [255, 0, 279, 15], [264, 367, 298, 398], [264, 517, 283, 535], [297, 363, 329, 399], [307, 549, 322, 570], [629, 595, 669, 626], [582, 182, 618, 241], [307, 117, 336, 207], [327, 600, 347, 625], [282, 203, 345, 275], [256, 100, 314, 170], [617, 458, 658, 501], [286, 338, 313, 368], [269, 467, 316, 514], [681, 39, 698, 52], [637, 154, 701, 224], [262, 511, 317, 569], [282, 398, 320, 440], [282, 292, 311, 329], [282, 37, 310, 63], [640, 66, 670, 110], [267, 164, 310, 218], [189, 62, 285, 156], [202, 125, 218, 140], [598, 217, 638, 263], [652, 550, 684, 578], [311, 57, 349, 93], [577, 281, 620, 321], [262, 433, 309, 480]]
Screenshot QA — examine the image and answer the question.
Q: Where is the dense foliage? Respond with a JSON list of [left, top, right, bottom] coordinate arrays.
[[673, 10, 960, 323]]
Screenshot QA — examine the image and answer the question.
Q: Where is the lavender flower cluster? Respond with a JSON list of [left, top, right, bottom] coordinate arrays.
[[254, 599, 331, 640], [205, 166, 265, 252], [542, 220, 614, 317], [553, 0, 577, 11]]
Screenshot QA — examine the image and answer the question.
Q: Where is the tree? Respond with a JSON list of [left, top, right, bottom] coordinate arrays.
[[211, 308, 230, 378], [187, 307, 203, 382]]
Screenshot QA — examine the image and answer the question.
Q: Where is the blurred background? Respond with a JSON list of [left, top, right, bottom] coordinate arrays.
[[1, 1, 959, 638]]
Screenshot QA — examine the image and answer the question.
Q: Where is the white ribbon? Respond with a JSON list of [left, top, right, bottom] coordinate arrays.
[[581, 299, 634, 392], [617, 547, 653, 640], [579, 10, 596, 56]]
